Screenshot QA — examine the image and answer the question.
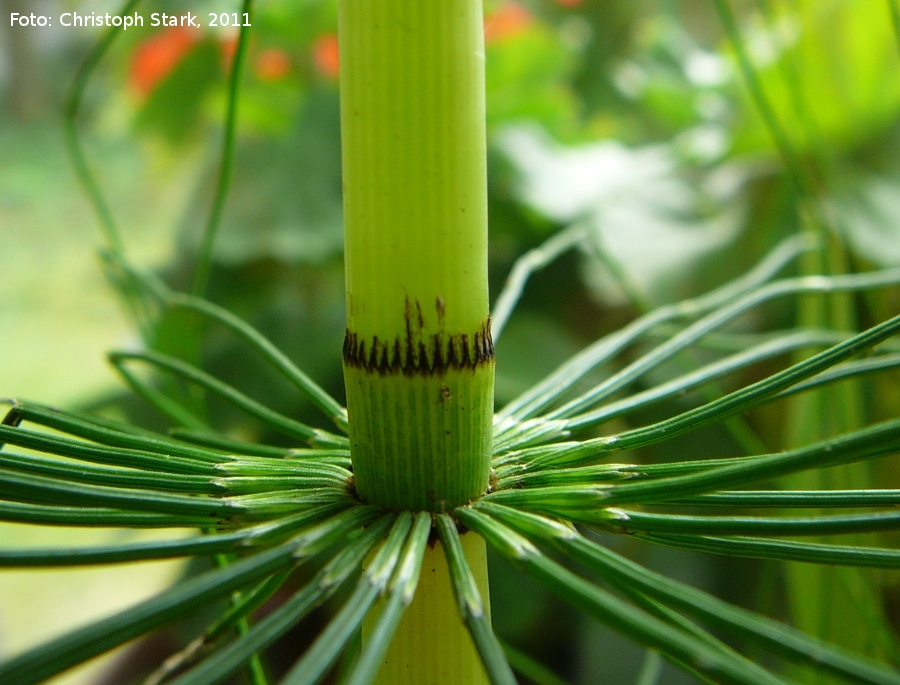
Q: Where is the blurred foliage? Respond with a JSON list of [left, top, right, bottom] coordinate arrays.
[[2, 0, 900, 683]]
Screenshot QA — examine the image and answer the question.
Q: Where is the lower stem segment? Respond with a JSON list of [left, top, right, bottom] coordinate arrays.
[[345, 363, 494, 512], [366, 534, 490, 685]]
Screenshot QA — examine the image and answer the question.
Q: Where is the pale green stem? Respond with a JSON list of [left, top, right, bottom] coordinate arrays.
[[338, 0, 493, 511], [366, 535, 490, 685], [338, 1, 493, 683]]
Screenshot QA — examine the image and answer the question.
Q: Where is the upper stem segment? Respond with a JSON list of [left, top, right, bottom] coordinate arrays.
[[339, 0, 493, 512]]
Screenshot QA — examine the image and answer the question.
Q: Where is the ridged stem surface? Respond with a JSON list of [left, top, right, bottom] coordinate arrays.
[[339, 0, 493, 512], [365, 536, 490, 685]]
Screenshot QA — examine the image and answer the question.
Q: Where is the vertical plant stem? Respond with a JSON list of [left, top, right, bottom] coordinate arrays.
[[339, 0, 494, 512], [366, 535, 491, 685], [338, 1, 494, 682], [191, 0, 254, 297], [64, 0, 142, 257], [888, 0, 900, 57]]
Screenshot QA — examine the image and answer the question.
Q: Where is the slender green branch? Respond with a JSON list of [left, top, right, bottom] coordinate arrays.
[[142, 571, 292, 685], [343, 512, 432, 685], [670, 490, 900, 507], [0, 451, 222, 495], [166, 514, 395, 685], [496, 233, 815, 425], [110, 350, 348, 445], [0, 468, 243, 518], [166, 292, 348, 431], [491, 222, 588, 341], [4, 401, 223, 461], [565, 329, 855, 431], [711, 0, 811, 198], [588, 222, 768, 460], [0, 504, 348, 567], [459, 508, 786, 685], [639, 533, 900, 569], [492, 418, 569, 454], [0, 524, 348, 685], [613, 581, 760, 677], [0, 501, 214, 528], [437, 514, 516, 685], [63, 0, 141, 255], [552, 315, 900, 466], [280, 514, 414, 685], [554, 271, 900, 423], [477, 503, 900, 685], [606, 418, 900, 503], [585, 508, 900, 537], [635, 651, 663, 685], [191, 0, 254, 296], [0, 424, 222, 475], [112, 360, 209, 430], [773, 353, 900, 399], [500, 640, 571, 685], [169, 429, 299, 457]]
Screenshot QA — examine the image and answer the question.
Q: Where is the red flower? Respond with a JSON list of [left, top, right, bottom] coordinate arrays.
[[484, 2, 533, 44], [130, 26, 198, 96], [256, 48, 291, 81], [312, 33, 340, 79]]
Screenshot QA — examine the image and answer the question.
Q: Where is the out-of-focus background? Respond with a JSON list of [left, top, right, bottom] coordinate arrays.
[[2, 0, 900, 683]]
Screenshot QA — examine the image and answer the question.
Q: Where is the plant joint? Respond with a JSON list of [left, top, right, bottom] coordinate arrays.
[[343, 298, 494, 376]]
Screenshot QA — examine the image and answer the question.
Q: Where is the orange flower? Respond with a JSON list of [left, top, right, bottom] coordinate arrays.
[[312, 33, 340, 79], [220, 35, 239, 73], [256, 48, 291, 81], [130, 26, 198, 96], [484, 1, 532, 44]]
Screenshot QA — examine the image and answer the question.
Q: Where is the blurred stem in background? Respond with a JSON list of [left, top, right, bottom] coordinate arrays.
[[0, 0, 46, 120]]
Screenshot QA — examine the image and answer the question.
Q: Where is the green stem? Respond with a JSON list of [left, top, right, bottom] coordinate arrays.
[[368, 533, 491, 685], [338, 2, 494, 683], [712, 0, 812, 200], [338, 0, 493, 511], [63, 0, 142, 256], [191, 0, 254, 297], [888, 0, 900, 59]]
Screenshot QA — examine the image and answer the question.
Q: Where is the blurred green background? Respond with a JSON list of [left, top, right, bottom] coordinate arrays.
[[2, 0, 900, 683]]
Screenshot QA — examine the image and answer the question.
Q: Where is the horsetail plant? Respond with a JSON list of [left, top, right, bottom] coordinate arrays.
[[2, 1, 900, 685]]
